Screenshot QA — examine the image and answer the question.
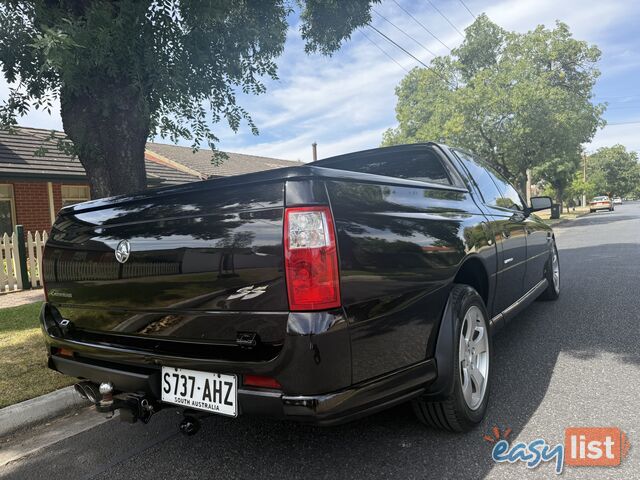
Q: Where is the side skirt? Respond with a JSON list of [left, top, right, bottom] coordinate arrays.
[[490, 278, 548, 332]]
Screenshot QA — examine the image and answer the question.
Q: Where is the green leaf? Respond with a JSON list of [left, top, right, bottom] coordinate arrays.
[[384, 14, 605, 195]]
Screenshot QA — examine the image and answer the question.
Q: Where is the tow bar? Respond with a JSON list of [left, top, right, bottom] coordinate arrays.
[[73, 382, 209, 435], [74, 381, 158, 424]]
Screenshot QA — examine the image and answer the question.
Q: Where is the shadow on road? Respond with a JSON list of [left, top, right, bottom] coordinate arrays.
[[3, 243, 638, 480], [571, 213, 637, 227]]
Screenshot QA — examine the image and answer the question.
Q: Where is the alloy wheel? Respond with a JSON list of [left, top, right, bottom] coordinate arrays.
[[552, 248, 560, 294], [458, 305, 489, 411]]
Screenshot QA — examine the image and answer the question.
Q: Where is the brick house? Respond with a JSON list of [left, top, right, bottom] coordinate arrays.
[[0, 127, 299, 235]]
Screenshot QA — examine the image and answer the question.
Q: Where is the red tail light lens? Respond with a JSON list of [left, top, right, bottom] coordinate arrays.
[[284, 206, 341, 311], [243, 375, 281, 389]]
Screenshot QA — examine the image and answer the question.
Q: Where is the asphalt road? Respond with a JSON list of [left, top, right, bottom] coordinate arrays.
[[3, 203, 639, 479]]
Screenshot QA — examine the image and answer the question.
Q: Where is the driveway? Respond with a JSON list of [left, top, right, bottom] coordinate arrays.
[[3, 203, 639, 479], [0, 289, 43, 309]]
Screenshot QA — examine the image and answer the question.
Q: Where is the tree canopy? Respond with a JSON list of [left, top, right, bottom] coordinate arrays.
[[587, 145, 640, 198], [382, 14, 605, 193], [0, 0, 378, 197], [533, 152, 582, 208]]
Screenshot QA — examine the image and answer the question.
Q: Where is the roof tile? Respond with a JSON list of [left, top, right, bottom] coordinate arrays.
[[0, 127, 297, 185], [145, 142, 300, 178]]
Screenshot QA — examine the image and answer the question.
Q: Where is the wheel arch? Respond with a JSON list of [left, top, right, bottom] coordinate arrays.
[[424, 280, 490, 401], [453, 255, 490, 308], [422, 255, 493, 401]]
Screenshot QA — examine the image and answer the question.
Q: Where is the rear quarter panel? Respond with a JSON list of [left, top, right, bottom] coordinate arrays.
[[327, 179, 495, 383]]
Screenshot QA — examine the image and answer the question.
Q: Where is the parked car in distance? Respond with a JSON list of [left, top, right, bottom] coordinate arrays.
[[613, 196, 622, 205], [589, 195, 614, 213], [40, 143, 560, 434]]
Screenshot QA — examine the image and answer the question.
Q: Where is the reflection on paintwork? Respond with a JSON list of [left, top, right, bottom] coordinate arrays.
[[138, 314, 184, 335], [327, 180, 491, 382], [43, 181, 289, 349]]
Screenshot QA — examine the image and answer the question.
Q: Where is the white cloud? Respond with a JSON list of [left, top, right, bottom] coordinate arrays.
[[218, 0, 640, 159], [588, 123, 640, 152], [3, 0, 640, 159], [483, 0, 629, 38], [235, 125, 388, 162]]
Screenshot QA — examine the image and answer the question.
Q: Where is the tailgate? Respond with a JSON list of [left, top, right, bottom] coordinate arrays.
[[43, 180, 288, 352]]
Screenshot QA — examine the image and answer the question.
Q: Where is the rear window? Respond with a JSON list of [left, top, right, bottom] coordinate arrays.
[[592, 196, 609, 201], [317, 149, 453, 185]]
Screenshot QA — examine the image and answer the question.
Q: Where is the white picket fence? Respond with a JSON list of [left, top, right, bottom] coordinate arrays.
[[0, 230, 48, 293]]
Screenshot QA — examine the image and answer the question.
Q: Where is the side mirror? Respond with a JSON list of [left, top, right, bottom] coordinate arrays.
[[530, 196, 553, 212]]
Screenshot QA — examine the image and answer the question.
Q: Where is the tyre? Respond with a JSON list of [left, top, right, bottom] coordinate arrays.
[[538, 242, 560, 301], [413, 285, 492, 433], [589, 209, 594, 213]]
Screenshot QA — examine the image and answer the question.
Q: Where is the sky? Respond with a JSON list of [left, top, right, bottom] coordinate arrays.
[[3, 0, 640, 162]]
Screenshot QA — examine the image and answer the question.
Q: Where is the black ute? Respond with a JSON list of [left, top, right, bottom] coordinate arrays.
[[40, 143, 559, 432]]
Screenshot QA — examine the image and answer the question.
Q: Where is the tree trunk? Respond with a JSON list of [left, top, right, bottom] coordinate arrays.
[[517, 177, 528, 199], [556, 188, 564, 213], [60, 83, 150, 199]]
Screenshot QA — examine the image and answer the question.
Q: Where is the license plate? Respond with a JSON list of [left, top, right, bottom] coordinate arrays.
[[161, 367, 237, 417]]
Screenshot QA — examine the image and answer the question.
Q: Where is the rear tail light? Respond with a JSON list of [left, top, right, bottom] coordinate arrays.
[[283, 206, 341, 311], [243, 375, 281, 389]]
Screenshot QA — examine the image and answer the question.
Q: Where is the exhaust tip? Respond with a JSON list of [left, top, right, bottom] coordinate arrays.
[[75, 381, 100, 403], [74, 383, 88, 400]]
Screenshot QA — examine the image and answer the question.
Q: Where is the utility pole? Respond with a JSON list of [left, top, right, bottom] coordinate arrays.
[[582, 153, 587, 207], [526, 169, 532, 205], [312, 142, 318, 162]]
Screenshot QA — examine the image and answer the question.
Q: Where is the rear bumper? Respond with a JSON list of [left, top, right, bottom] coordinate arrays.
[[49, 354, 435, 425], [41, 303, 436, 425]]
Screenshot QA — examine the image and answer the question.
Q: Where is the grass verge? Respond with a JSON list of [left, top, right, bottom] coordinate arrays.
[[537, 207, 590, 226], [0, 302, 74, 408]]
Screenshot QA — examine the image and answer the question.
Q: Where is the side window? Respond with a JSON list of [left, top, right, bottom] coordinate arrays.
[[487, 172, 524, 211], [453, 150, 503, 206], [454, 150, 523, 210], [321, 149, 453, 185]]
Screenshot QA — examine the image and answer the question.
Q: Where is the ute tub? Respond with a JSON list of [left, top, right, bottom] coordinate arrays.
[[42, 179, 290, 335]]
